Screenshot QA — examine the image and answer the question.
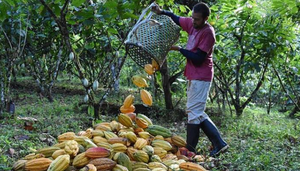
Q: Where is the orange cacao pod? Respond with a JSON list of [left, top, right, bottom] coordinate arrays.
[[140, 89, 152, 106], [136, 117, 149, 129], [144, 64, 154, 75], [120, 105, 136, 114], [123, 95, 135, 108], [25, 158, 52, 171], [179, 162, 207, 171]]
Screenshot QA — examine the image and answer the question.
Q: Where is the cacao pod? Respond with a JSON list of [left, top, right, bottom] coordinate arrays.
[[25, 158, 52, 171], [144, 64, 154, 75], [47, 154, 70, 171], [123, 95, 135, 108], [120, 105, 136, 114], [132, 75, 148, 88], [85, 147, 111, 158], [89, 158, 116, 170], [140, 89, 152, 106]]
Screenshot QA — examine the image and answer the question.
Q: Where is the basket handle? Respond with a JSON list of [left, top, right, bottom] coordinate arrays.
[[125, 2, 161, 44]]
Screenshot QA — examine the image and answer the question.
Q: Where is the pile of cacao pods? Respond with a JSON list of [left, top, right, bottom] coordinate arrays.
[[13, 112, 208, 171], [12, 60, 209, 171]]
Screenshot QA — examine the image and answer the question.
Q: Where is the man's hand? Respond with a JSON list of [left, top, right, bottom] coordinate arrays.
[[170, 45, 182, 51], [151, 3, 162, 14]]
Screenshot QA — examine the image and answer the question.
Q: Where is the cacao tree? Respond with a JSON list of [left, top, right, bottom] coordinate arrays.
[[210, 0, 298, 116], [0, 0, 29, 116]]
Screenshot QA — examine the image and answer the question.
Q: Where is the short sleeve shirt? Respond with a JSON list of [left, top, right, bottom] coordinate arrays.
[[179, 17, 215, 82]]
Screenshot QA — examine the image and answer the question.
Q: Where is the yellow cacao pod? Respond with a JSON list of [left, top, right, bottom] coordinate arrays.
[[136, 117, 149, 129], [134, 138, 148, 149], [93, 136, 108, 144], [52, 149, 67, 159], [37, 146, 60, 158], [132, 75, 148, 88], [171, 135, 187, 147], [112, 143, 127, 153], [152, 59, 160, 71], [123, 95, 135, 108], [72, 152, 90, 168], [118, 113, 133, 128], [57, 132, 76, 142], [104, 131, 118, 139], [148, 162, 168, 170], [47, 154, 70, 171], [151, 139, 172, 151], [97, 142, 112, 150], [126, 131, 137, 143], [108, 137, 128, 145], [120, 105, 136, 114], [95, 124, 112, 132], [110, 120, 121, 132], [132, 162, 149, 170], [13, 159, 27, 171], [113, 164, 129, 171], [179, 162, 207, 171], [153, 147, 167, 159], [64, 140, 79, 156], [24, 153, 45, 160], [137, 113, 153, 126], [138, 132, 151, 139], [91, 130, 104, 137], [140, 89, 152, 106], [144, 64, 154, 75], [133, 150, 149, 163], [126, 147, 138, 161], [25, 158, 52, 171]]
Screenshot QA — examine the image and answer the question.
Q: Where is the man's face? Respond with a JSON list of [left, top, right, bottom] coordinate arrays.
[[192, 11, 207, 29]]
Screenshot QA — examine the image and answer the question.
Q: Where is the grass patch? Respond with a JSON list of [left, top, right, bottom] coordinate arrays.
[[0, 78, 299, 170]]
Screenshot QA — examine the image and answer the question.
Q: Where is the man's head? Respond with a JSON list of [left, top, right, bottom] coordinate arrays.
[[192, 2, 210, 29]]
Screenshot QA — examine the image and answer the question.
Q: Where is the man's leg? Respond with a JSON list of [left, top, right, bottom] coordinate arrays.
[[200, 117, 229, 156]]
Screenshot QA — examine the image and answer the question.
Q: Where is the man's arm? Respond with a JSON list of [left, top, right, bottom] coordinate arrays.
[[161, 10, 180, 26], [151, 4, 180, 26], [171, 46, 207, 65]]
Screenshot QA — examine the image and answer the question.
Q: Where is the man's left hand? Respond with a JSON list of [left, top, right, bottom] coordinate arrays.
[[170, 45, 181, 51]]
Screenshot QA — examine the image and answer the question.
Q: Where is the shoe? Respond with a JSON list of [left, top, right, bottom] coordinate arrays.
[[200, 118, 228, 157]]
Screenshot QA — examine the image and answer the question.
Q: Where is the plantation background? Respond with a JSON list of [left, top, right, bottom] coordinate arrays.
[[0, 0, 299, 170]]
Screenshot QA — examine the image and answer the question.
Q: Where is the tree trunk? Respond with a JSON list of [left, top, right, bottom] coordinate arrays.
[[289, 102, 300, 118], [160, 61, 173, 110], [235, 105, 244, 116]]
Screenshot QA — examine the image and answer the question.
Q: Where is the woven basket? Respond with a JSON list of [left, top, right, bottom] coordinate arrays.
[[125, 3, 180, 69]]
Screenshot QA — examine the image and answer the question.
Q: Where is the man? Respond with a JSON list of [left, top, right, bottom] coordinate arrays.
[[152, 2, 228, 156]]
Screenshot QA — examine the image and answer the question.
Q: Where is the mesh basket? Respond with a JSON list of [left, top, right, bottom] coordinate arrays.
[[125, 3, 181, 69]]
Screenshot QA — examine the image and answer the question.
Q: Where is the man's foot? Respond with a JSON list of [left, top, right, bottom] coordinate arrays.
[[209, 144, 229, 157]]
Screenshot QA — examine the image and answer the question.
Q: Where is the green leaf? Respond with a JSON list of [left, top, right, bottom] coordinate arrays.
[[4, 0, 15, 6], [72, 0, 85, 7], [107, 28, 118, 34], [179, 5, 186, 13], [122, 12, 138, 19]]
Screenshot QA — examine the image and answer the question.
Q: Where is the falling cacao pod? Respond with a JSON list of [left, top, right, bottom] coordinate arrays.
[[140, 89, 152, 106]]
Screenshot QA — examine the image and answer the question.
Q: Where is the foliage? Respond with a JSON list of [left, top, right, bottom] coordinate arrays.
[[210, 0, 298, 116]]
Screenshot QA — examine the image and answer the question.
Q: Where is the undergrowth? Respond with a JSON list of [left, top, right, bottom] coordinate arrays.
[[0, 79, 299, 170]]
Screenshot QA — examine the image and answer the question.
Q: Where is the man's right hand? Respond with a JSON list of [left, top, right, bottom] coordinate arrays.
[[151, 3, 162, 14]]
